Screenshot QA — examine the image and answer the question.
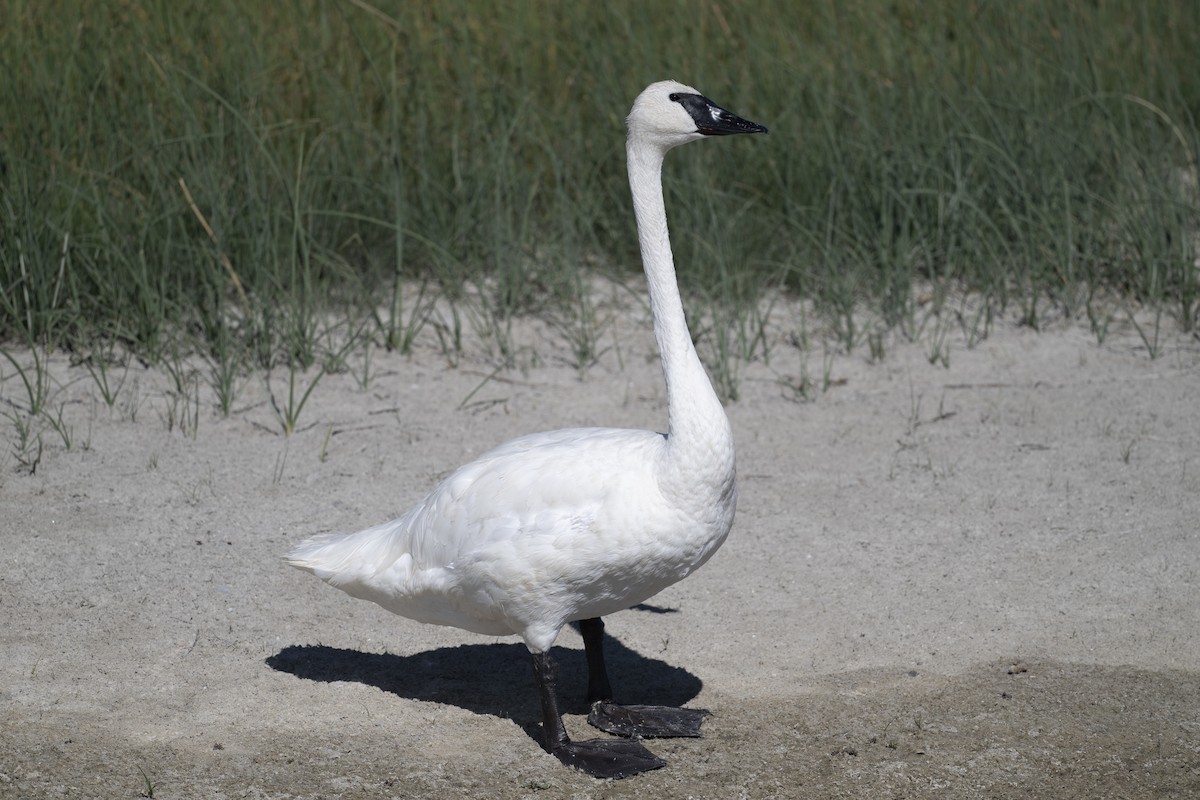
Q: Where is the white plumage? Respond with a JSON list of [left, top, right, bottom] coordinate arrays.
[[287, 80, 766, 779], [291, 426, 732, 648]]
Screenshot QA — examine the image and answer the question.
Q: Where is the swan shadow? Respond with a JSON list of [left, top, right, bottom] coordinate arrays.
[[629, 603, 679, 614], [267, 633, 703, 745]]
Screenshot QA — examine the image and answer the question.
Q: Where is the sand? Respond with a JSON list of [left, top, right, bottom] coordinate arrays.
[[2, 299, 1198, 799]]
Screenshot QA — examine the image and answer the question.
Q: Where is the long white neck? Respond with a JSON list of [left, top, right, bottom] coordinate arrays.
[[627, 138, 734, 482]]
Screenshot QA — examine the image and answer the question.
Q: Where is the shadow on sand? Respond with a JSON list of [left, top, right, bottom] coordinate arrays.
[[266, 628, 703, 745]]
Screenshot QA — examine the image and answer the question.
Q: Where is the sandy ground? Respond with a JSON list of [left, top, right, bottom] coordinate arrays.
[[2, 298, 1199, 799]]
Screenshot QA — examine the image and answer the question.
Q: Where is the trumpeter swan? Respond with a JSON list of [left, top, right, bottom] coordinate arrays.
[[287, 80, 766, 779]]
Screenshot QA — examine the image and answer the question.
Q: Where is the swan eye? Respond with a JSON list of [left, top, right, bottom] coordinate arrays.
[[668, 93, 680, 101]]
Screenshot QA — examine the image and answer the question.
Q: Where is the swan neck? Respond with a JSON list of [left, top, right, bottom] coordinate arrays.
[[626, 140, 730, 455]]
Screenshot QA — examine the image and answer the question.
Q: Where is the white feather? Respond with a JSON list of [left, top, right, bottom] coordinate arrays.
[[287, 80, 741, 656]]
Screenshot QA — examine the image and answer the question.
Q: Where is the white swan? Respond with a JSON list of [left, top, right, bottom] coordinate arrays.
[[287, 80, 766, 779]]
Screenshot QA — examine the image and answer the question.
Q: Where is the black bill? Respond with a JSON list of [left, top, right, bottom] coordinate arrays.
[[669, 92, 768, 136]]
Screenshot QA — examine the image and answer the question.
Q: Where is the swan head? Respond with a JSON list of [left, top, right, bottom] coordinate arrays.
[[627, 80, 767, 151]]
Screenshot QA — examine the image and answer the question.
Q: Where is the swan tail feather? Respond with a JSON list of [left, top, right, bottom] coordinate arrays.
[[285, 518, 409, 586]]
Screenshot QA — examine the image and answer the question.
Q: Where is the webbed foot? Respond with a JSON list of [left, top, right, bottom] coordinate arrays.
[[551, 736, 667, 779], [587, 700, 710, 738]]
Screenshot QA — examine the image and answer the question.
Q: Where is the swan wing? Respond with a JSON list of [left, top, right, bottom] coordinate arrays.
[[405, 427, 666, 568]]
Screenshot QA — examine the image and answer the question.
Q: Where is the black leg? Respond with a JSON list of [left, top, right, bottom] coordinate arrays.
[[580, 616, 711, 739], [532, 650, 570, 751], [530, 650, 665, 779], [579, 617, 612, 703]]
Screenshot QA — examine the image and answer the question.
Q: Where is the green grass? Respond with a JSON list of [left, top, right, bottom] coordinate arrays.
[[1, 0, 1198, 400]]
